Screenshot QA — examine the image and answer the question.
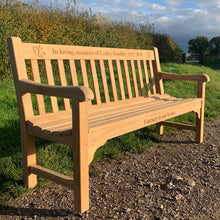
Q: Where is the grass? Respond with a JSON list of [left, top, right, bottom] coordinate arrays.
[[0, 62, 220, 202]]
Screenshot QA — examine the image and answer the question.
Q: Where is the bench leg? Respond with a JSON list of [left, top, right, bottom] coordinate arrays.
[[195, 110, 204, 143], [195, 81, 206, 143], [21, 133, 37, 188], [73, 152, 89, 213], [72, 100, 90, 213], [156, 122, 164, 135]]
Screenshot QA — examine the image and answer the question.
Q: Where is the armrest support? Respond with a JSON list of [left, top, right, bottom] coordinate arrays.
[[158, 72, 210, 82], [18, 79, 94, 102]]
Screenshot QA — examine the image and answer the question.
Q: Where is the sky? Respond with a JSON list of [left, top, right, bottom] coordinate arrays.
[[37, 0, 220, 52]]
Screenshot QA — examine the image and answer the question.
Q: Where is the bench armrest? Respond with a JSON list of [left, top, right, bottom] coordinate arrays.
[[18, 79, 94, 101], [158, 72, 210, 82]]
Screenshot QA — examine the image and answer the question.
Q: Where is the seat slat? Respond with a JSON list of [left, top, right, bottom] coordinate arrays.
[[31, 59, 46, 115], [89, 95, 177, 118], [88, 94, 171, 113], [45, 59, 59, 112], [57, 59, 71, 110], [89, 98, 185, 123], [27, 110, 72, 125]]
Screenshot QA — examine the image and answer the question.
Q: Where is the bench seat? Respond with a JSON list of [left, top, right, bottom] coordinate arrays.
[[27, 95, 201, 136], [27, 94, 202, 163]]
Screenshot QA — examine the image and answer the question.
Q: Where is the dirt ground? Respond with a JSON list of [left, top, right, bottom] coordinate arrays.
[[0, 117, 220, 220]]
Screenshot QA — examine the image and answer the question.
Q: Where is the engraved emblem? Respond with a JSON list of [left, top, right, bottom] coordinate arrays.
[[33, 46, 45, 58]]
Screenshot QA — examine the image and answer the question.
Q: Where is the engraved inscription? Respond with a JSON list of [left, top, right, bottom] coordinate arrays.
[[51, 48, 143, 58], [144, 112, 175, 125], [33, 46, 45, 58]]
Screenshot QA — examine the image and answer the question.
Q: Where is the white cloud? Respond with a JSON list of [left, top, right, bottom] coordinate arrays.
[[163, 0, 185, 7], [151, 4, 167, 11]]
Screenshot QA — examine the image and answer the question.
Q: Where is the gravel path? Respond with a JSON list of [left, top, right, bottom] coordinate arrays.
[[0, 117, 220, 219]]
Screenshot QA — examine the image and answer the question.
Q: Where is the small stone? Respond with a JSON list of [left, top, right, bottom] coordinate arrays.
[[126, 208, 132, 213], [167, 181, 175, 189], [200, 189, 205, 194], [148, 182, 154, 188], [175, 194, 183, 200], [185, 178, 196, 187], [172, 175, 183, 182]]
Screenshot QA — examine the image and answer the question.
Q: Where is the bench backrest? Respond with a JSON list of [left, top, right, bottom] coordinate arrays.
[[8, 37, 164, 119]]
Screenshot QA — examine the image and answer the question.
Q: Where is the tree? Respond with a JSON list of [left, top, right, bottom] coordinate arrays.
[[188, 36, 209, 62], [210, 36, 220, 56]]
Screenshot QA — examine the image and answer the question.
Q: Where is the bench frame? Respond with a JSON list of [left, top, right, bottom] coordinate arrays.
[[7, 37, 209, 213]]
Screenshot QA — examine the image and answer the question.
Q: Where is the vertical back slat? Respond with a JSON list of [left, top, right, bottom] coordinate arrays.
[[116, 60, 125, 100], [137, 60, 145, 96], [149, 60, 156, 94], [57, 59, 71, 110], [45, 59, 59, 112], [123, 60, 132, 98], [143, 60, 151, 96], [80, 60, 89, 87], [99, 60, 110, 103], [90, 60, 101, 105], [69, 60, 78, 86], [153, 47, 164, 95], [31, 59, 46, 115], [108, 60, 118, 101], [130, 60, 139, 98]]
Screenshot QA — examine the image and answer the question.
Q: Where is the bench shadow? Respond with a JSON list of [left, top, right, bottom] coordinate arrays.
[[0, 119, 52, 158], [0, 205, 79, 218], [0, 119, 21, 158], [161, 139, 195, 144]]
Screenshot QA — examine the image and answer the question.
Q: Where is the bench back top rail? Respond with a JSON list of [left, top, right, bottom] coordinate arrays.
[[8, 37, 163, 119]]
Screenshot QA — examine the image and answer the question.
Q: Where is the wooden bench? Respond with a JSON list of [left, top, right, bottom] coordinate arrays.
[[7, 37, 209, 213]]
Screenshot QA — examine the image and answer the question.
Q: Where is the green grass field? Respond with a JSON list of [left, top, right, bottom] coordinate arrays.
[[0, 62, 220, 201]]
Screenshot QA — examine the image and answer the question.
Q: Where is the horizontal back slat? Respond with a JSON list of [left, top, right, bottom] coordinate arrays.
[[21, 43, 155, 60]]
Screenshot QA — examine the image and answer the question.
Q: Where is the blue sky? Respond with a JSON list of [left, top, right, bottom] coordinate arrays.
[[36, 0, 220, 52]]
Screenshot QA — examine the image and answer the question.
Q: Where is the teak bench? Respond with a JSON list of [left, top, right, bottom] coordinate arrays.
[[8, 37, 209, 213]]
